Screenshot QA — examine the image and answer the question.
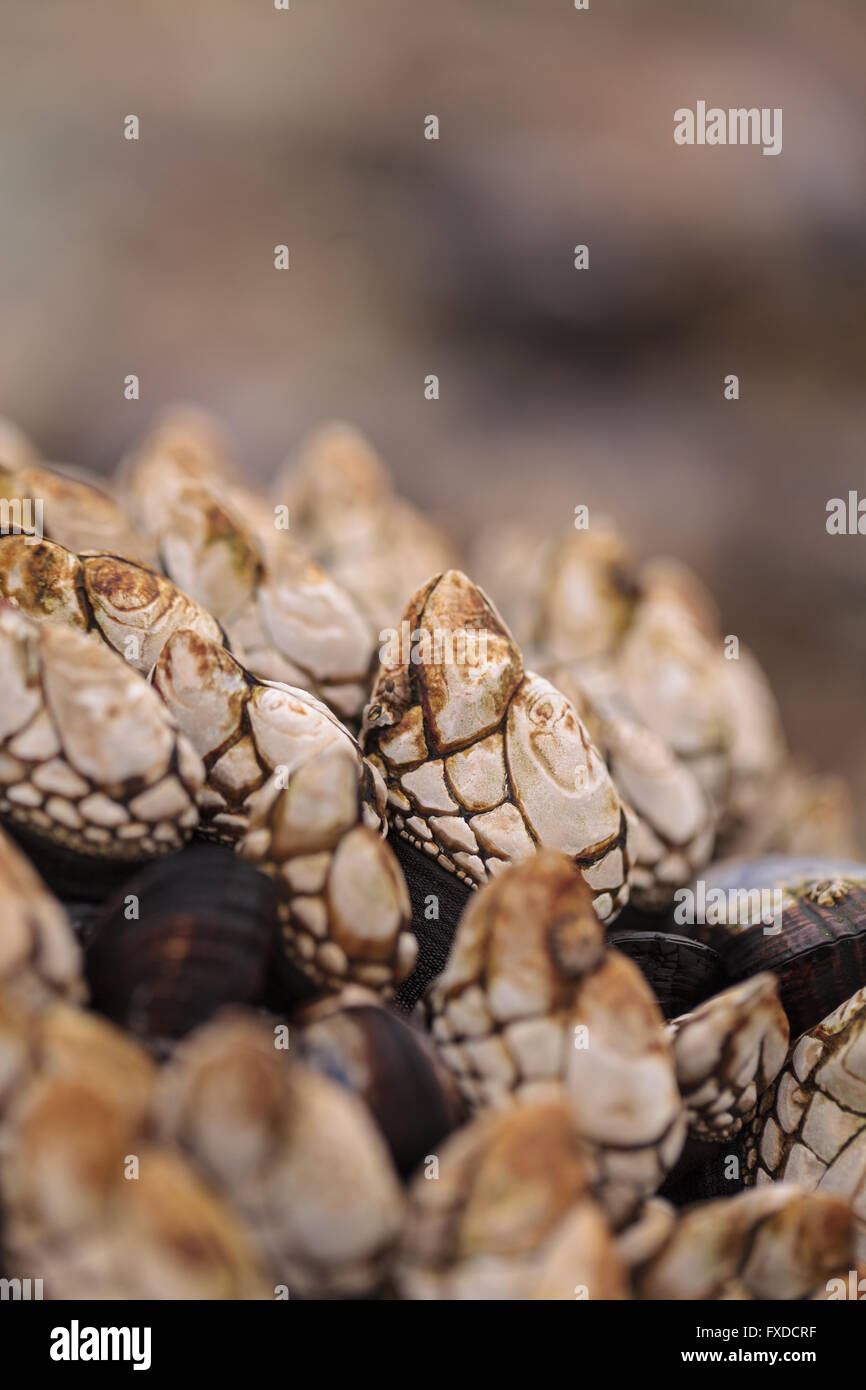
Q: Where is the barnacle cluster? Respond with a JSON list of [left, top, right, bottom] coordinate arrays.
[[0, 407, 863, 1301]]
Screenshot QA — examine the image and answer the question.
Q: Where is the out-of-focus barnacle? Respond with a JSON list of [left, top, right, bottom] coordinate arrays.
[[291, 987, 462, 1174], [426, 853, 685, 1224], [154, 1008, 405, 1298], [0, 605, 203, 893], [362, 570, 633, 924], [0, 826, 84, 1008], [396, 1098, 628, 1300], [0, 457, 154, 564], [277, 422, 455, 632], [631, 1184, 853, 1300], [85, 845, 281, 1053], [744, 983, 866, 1259], [667, 974, 789, 1143], [153, 628, 381, 845], [239, 746, 415, 996], [470, 519, 639, 668]]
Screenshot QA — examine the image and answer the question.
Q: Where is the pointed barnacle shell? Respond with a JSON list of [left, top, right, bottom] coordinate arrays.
[[153, 482, 265, 625], [632, 1184, 853, 1300], [154, 627, 377, 844], [0, 534, 90, 629], [0, 459, 154, 564], [115, 403, 235, 530], [0, 827, 85, 1008], [743, 984, 866, 1259], [0, 605, 203, 873], [470, 520, 639, 667], [427, 854, 684, 1222], [153, 1008, 405, 1298], [363, 572, 632, 918], [279, 422, 455, 632], [227, 544, 375, 720], [550, 663, 715, 911], [613, 592, 731, 805], [397, 1099, 628, 1300], [239, 747, 413, 997], [667, 974, 789, 1143]]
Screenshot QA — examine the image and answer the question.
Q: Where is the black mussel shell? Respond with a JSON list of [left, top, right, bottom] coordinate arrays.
[[86, 845, 281, 1051], [681, 855, 866, 1037], [607, 929, 723, 1018], [292, 992, 464, 1176], [390, 835, 473, 1011]]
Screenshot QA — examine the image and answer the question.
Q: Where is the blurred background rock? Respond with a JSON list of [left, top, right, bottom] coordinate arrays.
[[0, 0, 863, 837]]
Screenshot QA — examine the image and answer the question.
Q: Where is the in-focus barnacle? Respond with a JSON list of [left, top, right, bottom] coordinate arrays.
[[426, 853, 685, 1224], [744, 983, 866, 1259], [153, 628, 381, 844], [362, 570, 633, 925], [0, 605, 204, 891], [239, 746, 415, 997]]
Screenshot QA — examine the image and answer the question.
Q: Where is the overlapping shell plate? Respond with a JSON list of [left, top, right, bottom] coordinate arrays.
[[153, 627, 378, 844], [362, 570, 633, 920], [154, 1009, 405, 1299], [239, 746, 416, 996], [744, 983, 866, 1259], [426, 853, 685, 1224], [0, 535, 226, 675], [667, 974, 789, 1142], [0, 605, 203, 864]]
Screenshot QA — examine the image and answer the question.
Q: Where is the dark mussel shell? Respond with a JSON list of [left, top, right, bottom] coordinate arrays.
[[682, 855, 866, 1038], [86, 844, 281, 1052], [292, 990, 464, 1177], [606, 928, 723, 1018]]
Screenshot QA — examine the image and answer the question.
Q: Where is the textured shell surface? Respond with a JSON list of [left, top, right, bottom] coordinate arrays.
[[744, 983, 866, 1259], [0, 536, 226, 675], [469, 519, 638, 668], [153, 627, 377, 843], [362, 570, 633, 920], [633, 1183, 853, 1301], [668, 973, 789, 1142], [116, 404, 236, 538], [551, 662, 715, 911], [0, 826, 85, 1009], [0, 460, 154, 565], [427, 853, 684, 1224], [397, 1098, 628, 1301], [227, 543, 375, 720], [279, 422, 454, 632], [154, 1008, 405, 1298], [152, 481, 264, 625], [0, 605, 204, 863], [0, 534, 89, 629], [239, 746, 414, 997], [684, 855, 866, 1037]]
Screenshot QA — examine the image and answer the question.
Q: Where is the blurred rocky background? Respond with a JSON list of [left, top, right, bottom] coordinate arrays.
[[0, 0, 863, 837]]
